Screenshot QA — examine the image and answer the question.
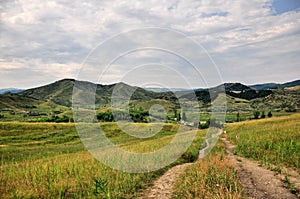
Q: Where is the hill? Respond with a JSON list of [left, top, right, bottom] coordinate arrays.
[[0, 88, 23, 94], [0, 78, 299, 122], [20, 79, 179, 108], [18, 79, 279, 107], [0, 93, 69, 121], [250, 79, 300, 90], [179, 83, 273, 102]]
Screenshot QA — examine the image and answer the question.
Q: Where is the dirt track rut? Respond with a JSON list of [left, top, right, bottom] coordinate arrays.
[[222, 138, 298, 199]]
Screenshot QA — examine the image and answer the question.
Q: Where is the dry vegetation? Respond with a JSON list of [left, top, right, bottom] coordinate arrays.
[[0, 122, 205, 198], [174, 141, 243, 199]]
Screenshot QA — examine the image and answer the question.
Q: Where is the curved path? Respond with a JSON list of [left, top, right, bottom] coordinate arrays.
[[139, 129, 222, 198], [198, 129, 222, 159], [139, 129, 299, 198]]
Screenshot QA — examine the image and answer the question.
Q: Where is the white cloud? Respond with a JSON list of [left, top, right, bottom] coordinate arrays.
[[0, 0, 299, 88]]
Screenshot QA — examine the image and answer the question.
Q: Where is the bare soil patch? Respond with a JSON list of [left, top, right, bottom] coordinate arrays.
[[137, 163, 192, 199]]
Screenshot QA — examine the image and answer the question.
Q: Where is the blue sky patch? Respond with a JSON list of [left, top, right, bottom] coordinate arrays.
[[272, 0, 300, 15]]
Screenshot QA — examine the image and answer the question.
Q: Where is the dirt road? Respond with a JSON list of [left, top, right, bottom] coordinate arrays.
[[222, 138, 298, 199], [139, 129, 222, 198], [139, 130, 299, 199]]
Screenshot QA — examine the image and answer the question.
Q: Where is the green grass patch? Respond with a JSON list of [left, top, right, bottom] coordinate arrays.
[[0, 121, 207, 198], [226, 113, 300, 172]]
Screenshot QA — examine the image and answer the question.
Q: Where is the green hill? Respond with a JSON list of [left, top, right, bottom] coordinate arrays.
[[1, 79, 299, 122], [20, 79, 179, 108], [0, 93, 69, 121]]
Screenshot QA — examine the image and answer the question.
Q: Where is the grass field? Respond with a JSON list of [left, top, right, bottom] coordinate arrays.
[[0, 122, 206, 198], [225, 113, 300, 172], [173, 113, 300, 198], [2, 113, 299, 198], [174, 141, 243, 198]]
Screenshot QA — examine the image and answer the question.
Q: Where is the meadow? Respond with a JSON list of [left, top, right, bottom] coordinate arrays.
[[173, 113, 300, 198], [1, 113, 300, 198], [0, 122, 206, 198], [225, 113, 300, 172]]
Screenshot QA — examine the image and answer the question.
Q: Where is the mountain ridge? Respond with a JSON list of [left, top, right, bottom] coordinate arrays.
[[250, 79, 300, 90], [0, 78, 299, 122], [14, 78, 300, 107]]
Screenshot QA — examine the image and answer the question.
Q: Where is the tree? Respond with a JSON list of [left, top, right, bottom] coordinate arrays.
[[173, 109, 177, 119], [267, 111, 272, 118], [236, 112, 240, 122], [261, 111, 266, 119], [253, 110, 260, 119]]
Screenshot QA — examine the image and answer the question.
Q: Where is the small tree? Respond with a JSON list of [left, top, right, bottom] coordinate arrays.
[[261, 111, 266, 119], [267, 111, 272, 118], [253, 110, 260, 119], [173, 109, 177, 119], [236, 112, 240, 122]]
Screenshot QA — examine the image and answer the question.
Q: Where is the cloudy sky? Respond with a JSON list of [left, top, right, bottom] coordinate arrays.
[[1, 0, 300, 89]]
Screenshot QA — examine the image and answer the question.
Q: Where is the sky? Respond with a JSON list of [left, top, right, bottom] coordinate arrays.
[[1, 0, 300, 89]]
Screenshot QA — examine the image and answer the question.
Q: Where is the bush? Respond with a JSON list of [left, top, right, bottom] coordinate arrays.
[[267, 111, 272, 118], [253, 110, 260, 119], [96, 108, 149, 123], [260, 111, 266, 119]]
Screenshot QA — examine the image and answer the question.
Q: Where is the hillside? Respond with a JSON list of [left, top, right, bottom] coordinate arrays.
[[0, 88, 24, 94], [20, 79, 179, 108], [0, 78, 299, 122], [179, 83, 273, 102], [19, 79, 278, 107], [0, 93, 69, 121], [250, 79, 300, 90]]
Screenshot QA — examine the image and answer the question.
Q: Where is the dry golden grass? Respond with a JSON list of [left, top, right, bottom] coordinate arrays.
[[174, 141, 243, 199], [0, 122, 206, 198]]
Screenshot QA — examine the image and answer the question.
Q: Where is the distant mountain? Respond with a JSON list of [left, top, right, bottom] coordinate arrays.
[[8, 78, 298, 107], [281, 79, 300, 89], [143, 87, 190, 92], [20, 79, 275, 107], [250, 79, 300, 90], [20, 79, 179, 107], [223, 83, 273, 100], [20, 79, 121, 107], [180, 83, 273, 101], [1, 78, 299, 121], [0, 88, 24, 94], [223, 83, 251, 92]]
